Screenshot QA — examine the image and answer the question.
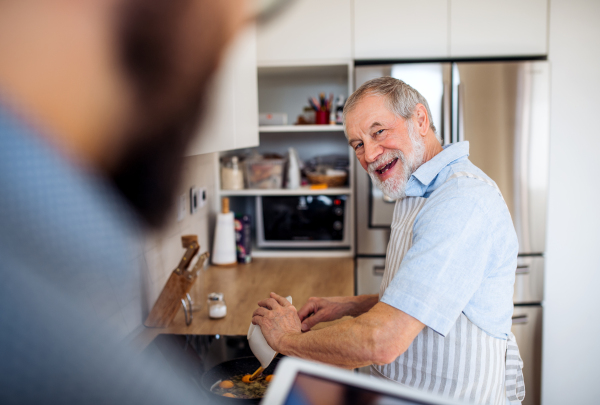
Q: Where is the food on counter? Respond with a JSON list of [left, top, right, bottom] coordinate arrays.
[[222, 393, 236, 398], [265, 374, 274, 382], [241, 374, 252, 383], [219, 380, 234, 389]]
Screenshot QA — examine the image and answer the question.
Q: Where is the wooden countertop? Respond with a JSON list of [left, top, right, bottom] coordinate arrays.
[[139, 257, 354, 343]]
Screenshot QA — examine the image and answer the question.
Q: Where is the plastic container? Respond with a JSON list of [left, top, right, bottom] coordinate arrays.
[[244, 156, 285, 189]]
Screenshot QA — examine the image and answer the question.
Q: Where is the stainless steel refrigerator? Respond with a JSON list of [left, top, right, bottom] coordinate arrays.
[[354, 61, 548, 405]]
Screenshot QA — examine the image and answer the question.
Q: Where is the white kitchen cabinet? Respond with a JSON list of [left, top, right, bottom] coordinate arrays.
[[450, 0, 548, 57], [256, 0, 352, 65], [353, 0, 449, 60], [187, 26, 259, 156]]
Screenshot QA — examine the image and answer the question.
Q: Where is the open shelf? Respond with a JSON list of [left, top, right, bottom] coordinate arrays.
[[220, 187, 352, 197], [259, 125, 344, 133]]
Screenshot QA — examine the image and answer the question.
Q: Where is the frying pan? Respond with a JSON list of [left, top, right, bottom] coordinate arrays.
[[201, 355, 282, 404]]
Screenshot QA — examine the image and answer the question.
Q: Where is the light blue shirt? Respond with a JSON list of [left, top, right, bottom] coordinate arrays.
[[380, 142, 518, 340]]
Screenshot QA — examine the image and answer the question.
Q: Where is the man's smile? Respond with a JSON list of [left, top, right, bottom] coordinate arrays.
[[375, 157, 399, 177]]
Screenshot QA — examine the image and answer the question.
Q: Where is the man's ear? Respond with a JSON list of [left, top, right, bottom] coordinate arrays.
[[414, 104, 429, 136]]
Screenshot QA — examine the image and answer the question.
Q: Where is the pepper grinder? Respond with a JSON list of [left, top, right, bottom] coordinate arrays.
[[212, 197, 237, 266]]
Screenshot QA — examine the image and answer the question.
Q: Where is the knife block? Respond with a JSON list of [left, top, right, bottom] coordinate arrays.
[[145, 235, 204, 328]]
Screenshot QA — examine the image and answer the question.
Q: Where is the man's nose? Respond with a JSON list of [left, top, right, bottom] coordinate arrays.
[[364, 140, 382, 164]]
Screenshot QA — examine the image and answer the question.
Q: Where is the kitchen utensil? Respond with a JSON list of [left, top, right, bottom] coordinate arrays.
[[212, 198, 237, 266], [144, 235, 201, 327]]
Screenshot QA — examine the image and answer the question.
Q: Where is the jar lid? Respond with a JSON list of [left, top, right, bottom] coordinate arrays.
[[208, 292, 224, 301]]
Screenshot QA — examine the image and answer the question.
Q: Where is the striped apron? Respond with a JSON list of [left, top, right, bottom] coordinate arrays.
[[372, 171, 525, 405]]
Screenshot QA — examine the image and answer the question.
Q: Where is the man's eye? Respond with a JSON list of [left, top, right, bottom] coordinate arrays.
[[353, 142, 363, 151], [374, 129, 384, 136]]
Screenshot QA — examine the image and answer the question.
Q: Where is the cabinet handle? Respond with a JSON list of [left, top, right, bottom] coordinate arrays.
[[373, 266, 385, 276], [512, 315, 528, 325], [516, 265, 530, 275]]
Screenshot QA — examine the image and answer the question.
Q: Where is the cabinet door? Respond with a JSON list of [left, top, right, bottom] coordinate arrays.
[[257, 0, 352, 64], [232, 25, 259, 150], [353, 0, 449, 60], [450, 0, 548, 57], [187, 27, 258, 156]]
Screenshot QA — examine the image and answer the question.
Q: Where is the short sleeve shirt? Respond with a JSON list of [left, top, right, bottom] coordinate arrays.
[[380, 142, 518, 339]]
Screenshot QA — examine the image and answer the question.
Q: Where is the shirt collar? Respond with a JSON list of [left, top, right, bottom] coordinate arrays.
[[405, 141, 470, 197]]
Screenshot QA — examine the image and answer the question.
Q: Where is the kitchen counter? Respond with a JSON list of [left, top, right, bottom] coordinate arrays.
[[135, 257, 354, 347]]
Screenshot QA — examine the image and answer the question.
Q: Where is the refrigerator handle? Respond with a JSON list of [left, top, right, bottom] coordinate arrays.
[[516, 265, 530, 275], [373, 266, 385, 276], [457, 83, 465, 143], [442, 83, 451, 146], [512, 315, 529, 325]]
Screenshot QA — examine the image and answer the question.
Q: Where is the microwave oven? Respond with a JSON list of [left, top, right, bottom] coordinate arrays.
[[255, 195, 350, 248]]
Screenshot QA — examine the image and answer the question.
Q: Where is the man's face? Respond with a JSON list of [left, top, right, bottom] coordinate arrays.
[[346, 95, 424, 199], [108, 0, 249, 228]]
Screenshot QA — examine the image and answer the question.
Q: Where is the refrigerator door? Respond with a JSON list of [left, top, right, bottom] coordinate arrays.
[[355, 257, 385, 296], [513, 256, 544, 304], [511, 305, 543, 405], [355, 63, 451, 255], [453, 61, 549, 254]]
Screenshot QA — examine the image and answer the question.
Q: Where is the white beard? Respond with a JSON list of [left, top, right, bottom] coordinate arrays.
[[367, 123, 425, 200]]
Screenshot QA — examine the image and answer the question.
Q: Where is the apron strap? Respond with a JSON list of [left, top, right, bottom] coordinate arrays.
[[505, 332, 526, 402]]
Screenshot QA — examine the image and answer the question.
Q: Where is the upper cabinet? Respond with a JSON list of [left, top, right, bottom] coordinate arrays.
[[353, 0, 548, 60], [256, 0, 352, 65], [353, 0, 449, 60], [450, 0, 548, 57], [187, 26, 259, 156]]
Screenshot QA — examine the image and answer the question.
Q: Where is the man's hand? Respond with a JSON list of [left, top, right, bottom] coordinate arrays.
[[252, 292, 302, 353], [297, 296, 353, 332]]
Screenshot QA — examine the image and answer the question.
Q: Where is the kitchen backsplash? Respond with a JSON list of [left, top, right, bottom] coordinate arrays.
[[105, 152, 217, 340]]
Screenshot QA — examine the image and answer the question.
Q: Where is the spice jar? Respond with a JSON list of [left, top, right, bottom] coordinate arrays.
[[221, 156, 244, 190], [207, 292, 227, 319]]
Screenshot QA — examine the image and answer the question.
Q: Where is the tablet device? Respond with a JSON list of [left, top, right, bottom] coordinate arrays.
[[261, 357, 467, 405]]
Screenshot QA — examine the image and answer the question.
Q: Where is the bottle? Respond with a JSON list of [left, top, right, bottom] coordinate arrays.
[[212, 197, 237, 266], [335, 95, 345, 125], [286, 147, 301, 189]]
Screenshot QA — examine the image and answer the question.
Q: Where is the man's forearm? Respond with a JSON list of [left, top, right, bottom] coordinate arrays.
[[281, 315, 379, 369], [280, 301, 418, 370]]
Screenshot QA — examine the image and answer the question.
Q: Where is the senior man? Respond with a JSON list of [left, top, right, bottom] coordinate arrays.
[[252, 77, 525, 405]]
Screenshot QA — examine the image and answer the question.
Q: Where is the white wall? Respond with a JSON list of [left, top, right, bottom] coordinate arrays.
[[97, 152, 217, 341], [543, 0, 600, 403]]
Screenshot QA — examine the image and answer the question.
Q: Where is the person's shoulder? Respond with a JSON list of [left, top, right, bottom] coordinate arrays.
[[428, 160, 503, 212]]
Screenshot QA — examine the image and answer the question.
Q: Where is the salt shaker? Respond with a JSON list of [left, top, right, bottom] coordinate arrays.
[[207, 292, 227, 319]]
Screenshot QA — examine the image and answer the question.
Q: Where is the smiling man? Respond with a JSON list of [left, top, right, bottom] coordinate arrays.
[[253, 77, 525, 405]]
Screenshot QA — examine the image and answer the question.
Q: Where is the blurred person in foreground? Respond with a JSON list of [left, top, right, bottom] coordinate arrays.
[[0, 0, 260, 403]]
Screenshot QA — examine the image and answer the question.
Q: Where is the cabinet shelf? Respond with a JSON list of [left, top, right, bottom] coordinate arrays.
[[259, 125, 345, 133], [220, 187, 352, 197]]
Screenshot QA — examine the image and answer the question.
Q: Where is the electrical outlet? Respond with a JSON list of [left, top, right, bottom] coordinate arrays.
[[198, 187, 207, 208], [177, 194, 186, 222], [190, 187, 199, 214]]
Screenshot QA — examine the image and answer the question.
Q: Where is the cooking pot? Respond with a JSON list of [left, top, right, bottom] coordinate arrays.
[[201, 355, 282, 404]]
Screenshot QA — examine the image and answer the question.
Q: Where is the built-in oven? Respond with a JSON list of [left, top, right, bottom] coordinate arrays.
[[256, 195, 350, 248]]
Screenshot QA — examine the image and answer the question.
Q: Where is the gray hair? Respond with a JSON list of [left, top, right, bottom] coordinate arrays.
[[343, 76, 436, 134]]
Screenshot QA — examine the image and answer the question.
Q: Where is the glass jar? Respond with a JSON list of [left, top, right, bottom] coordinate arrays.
[[207, 292, 227, 319], [221, 156, 244, 190]]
